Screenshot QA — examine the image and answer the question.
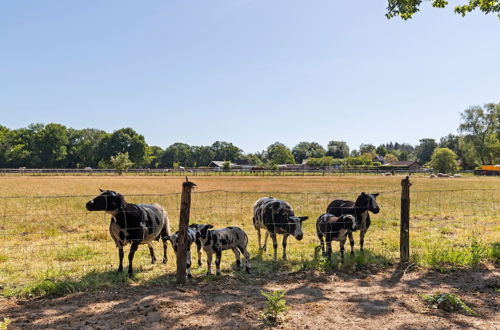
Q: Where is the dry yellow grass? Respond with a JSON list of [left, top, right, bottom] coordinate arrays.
[[0, 175, 498, 298]]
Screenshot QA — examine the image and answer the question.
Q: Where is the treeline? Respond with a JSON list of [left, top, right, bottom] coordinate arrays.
[[0, 103, 498, 169]]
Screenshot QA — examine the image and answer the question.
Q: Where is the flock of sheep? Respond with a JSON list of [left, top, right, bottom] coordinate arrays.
[[86, 189, 381, 277]]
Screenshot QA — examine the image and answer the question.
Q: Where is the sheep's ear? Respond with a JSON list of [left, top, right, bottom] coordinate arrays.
[[201, 224, 212, 231], [99, 188, 104, 192], [299, 216, 308, 222], [361, 192, 365, 195], [373, 193, 379, 198]]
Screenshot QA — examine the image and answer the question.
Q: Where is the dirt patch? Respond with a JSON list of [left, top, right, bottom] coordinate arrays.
[[1, 266, 498, 329]]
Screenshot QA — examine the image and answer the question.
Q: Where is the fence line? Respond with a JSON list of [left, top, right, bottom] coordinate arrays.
[[1, 167, 477, 176], [0, 186, 498, 289]]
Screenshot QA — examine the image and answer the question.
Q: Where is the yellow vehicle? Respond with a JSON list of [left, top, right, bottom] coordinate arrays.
[[474, 165, 500, 176]]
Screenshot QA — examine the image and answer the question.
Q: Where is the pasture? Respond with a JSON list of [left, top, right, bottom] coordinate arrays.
[[0, 175, 498, 328]]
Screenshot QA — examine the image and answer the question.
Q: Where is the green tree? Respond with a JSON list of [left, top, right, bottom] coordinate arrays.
[[384, 153, 399, 163], [292, 142, 326, 164], [98, 128, 148, 167], [427, 148, 459, 174], [30, 123, 69, 168], [210, 141, 242, 161], [66, 128, 108, 168], [326, 140, 350, 159], [110, 152, 134, 175], [190, 145, 215, 167], [266, 142, 295, 164], [160, 143, 192, 167], [459, 103, 500, 165], [414, 138, 437, 164], [375, 145, 387, 157], [146, 146, 164, 168], [240, 153, 263, 166], [359, 143, 376, 154], [386, 0, 500, 20]]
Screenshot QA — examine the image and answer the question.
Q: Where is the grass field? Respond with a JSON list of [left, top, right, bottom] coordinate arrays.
[[0, 175, 498, 298]]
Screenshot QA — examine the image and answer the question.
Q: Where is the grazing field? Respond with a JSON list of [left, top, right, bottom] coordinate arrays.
[[0, 175, 498, 300]]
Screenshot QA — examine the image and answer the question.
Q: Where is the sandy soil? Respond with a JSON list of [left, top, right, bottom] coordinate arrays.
[[0, 265, 498, 329]]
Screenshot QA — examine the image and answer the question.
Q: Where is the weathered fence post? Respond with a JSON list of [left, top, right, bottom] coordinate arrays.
[[176, 177, 197, 284], [400, 176, 411, 264]]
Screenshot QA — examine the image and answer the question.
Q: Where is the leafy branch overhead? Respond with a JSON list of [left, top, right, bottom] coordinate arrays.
[[386, 0, 500, 19]]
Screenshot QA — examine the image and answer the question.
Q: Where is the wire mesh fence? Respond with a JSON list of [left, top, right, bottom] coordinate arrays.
[[0, 186, 498, 292]]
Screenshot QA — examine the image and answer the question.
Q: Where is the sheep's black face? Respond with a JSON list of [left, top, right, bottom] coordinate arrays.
[[86, 190, 123, 211], [356, 192, 380, 214]]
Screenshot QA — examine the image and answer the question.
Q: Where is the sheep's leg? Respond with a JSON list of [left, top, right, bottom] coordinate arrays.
[[340, 239, 346, 263], [348, 232, 355, 256], [262, 230, 269, 252], [318, 232, 326, 257], [232, 247, 242, 270], [196, 240, 202, 266], [256, 227, 262, 249], [127, 242, 139, 276], [148, 243, 157, 264], [326, 239, 333, 261], [186, 248, 192, 278], [206, 251, 213, 276], [360, 230, 366, 254], [282, 234, 289, 260], [270, 233, 278, 261], [117, 248, 124, 273], [238, 245, 251, 273], [160, 226, 168, 264], [215, 249, 222, 276]]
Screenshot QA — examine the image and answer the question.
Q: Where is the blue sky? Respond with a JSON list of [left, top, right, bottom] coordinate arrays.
[[1, 1, 499, 153]]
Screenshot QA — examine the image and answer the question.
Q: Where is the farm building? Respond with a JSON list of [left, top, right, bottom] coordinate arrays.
[[384, 161, 422, 171], [208, 160, 252, 169]]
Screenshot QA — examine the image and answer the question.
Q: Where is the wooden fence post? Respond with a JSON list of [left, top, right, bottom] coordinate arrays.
[[176, 177, 197, 284], [400, 176, 411, 264]]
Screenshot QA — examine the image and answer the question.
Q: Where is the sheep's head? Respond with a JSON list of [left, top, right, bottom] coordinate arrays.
[[86, 189, 125, 211]]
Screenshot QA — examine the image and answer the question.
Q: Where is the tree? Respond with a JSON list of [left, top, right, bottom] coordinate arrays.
[[292, 142, 326, 163], [414, 138, 437, 164], [160, 143, 192, 167], [266, 142, 295, 164], [66, 128, 108, 168], [359, 143, 376, 154], [384, 153, 399, 163], [30, 123, 69, 168], [375, 146, 387, 157], [146, 146, 164, 168], [210, 141, 242, 161], [427, 148, 459, 174], [459, 103, 500, 165], [97, 128, 148, 167], [190, 145, 215, 167], [110, 152, 134, 175], [386, 0, 500, 20], [326, 141, 349, 159]]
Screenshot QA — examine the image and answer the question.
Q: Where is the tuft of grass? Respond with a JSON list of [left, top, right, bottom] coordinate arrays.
[[0, 254, 7, 263], [0, 318, 11, 330], [2, 269, 132, 299], [55, 246, 96, 262], [260, 289, 288, 325], [423, 293, 479, 316], [415, 239, 492, 272]]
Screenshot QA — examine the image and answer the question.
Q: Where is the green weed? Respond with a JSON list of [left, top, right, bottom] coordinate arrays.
[[0, 318, 11, 330], [260, 289, 288, 325], [423, 293, 479, 316]]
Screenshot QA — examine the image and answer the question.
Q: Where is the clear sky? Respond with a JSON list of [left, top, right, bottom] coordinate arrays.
[[1, 1, 499, 153]]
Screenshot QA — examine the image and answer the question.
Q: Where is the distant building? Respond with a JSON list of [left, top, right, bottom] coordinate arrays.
[[208, 160, 252, 169], [384, 161, 422, 171]]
